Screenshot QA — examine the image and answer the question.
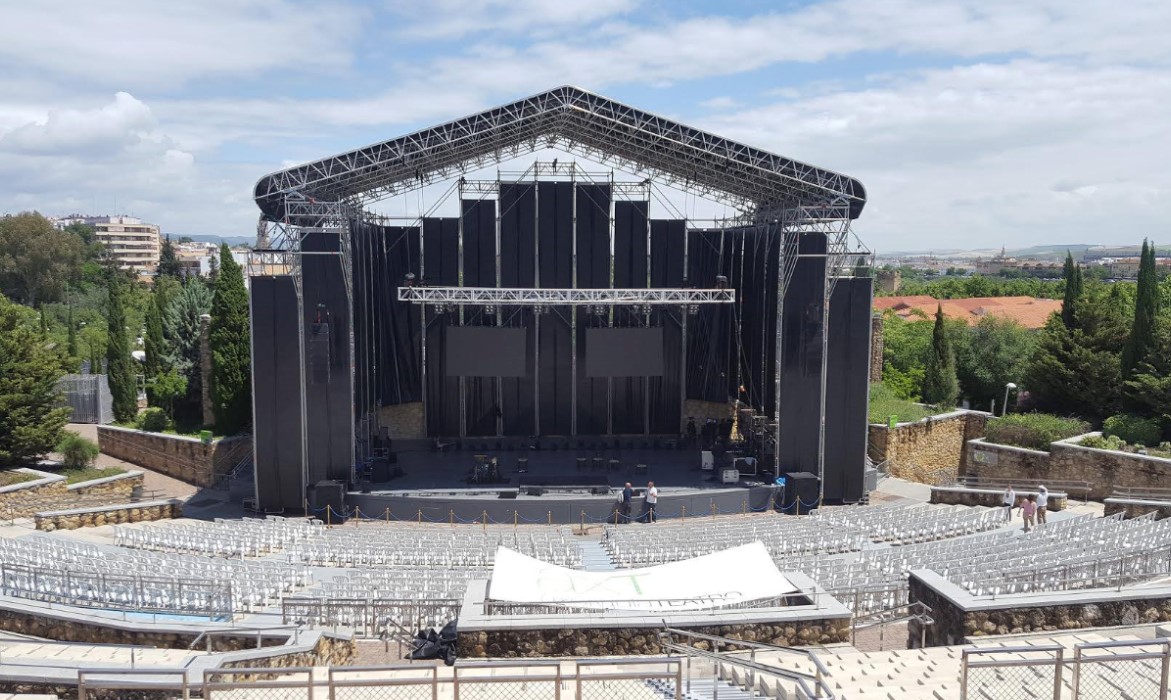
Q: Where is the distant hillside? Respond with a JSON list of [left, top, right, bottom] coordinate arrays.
[[165, 233, 253, 247]]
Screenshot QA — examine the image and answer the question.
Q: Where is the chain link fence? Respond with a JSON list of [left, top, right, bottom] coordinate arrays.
[[1073, 639, 1171, 699], [961, 645, 1064, 700], [576, 659, 681, 700], [327, 666, 438, 700], [203, 668, 314, 700], [78, 669, 191, 700], [451, 660, 563, 700]]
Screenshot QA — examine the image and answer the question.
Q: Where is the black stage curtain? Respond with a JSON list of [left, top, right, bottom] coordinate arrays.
[[301, 231, 354, 483], [499, 183, 536, 435], [612, 201, 648, 434], [824, 276, 874, 502], [423, 218, 460, 436], [686, 229, 734, 403], [649, 219, 685, 433], [250, 276, 305, 511], [575, 185, 611, 435], [536, 182, 573, 435], [733, 226, 780, 416], [777, 232, 827, 475], [461, 200, 499, 436]]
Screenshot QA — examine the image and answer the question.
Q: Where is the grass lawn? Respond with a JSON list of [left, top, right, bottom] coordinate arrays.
[[0, 470, 38, 487], [869, 384, 937, 425], [57, 466, 126, 484]]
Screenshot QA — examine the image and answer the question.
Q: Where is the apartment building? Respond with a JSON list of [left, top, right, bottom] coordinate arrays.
[[55, 214, 161, 275]]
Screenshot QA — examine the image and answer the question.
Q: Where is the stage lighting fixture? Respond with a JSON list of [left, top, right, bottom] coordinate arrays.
[[715, 275, 728, 289], [404, 272, 417, 287]]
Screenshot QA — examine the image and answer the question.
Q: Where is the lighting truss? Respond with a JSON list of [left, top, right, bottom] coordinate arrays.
[[254, 86, 865, 223], [397, 287, 735, 306]]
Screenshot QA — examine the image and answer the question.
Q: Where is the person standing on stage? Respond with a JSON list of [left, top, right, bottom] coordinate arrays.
[[620, 482, 634, 523], [643, 481, 659, 523]]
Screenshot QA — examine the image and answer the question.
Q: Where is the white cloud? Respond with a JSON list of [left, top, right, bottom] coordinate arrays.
[[0, 93, 155, 156], [389, 0, 639, 40]]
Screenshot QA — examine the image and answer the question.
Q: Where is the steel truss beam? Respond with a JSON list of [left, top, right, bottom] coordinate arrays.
[[397, 287, 734, 306], [254, 86, 865, 222]]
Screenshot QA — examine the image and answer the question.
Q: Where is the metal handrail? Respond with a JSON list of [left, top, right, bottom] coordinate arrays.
[[1111, 485, 1171, 500], [948, 475, 1091, 499]]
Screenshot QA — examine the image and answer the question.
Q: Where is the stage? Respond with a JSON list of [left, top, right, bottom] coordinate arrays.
[[348, 443, 781, 525]]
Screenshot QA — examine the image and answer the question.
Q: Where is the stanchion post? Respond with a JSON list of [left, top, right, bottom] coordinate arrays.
[[547, 511, 552, 526], [681, 505, 686, 523], [482, 510, 488, 533], [449, 510, 455, 527], [326, 506, 332, 528], [796, 500, 801, 517], [513, 511, 518, 528], [710, 501, 716, 519], [742, 500, 747, 516], [385, 508, 390, 523], [417, 509, 422, 524], [614, 509, 619, 525], [580, 510, 586, 534]]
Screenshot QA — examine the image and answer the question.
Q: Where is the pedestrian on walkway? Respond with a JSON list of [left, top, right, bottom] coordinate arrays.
[[1021, 494, 1037, 533], [1002, 486, 1016, 522], [1036, 485, 1048, 524]]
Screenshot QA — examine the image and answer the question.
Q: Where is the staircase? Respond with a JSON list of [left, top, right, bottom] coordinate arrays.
[[578, 540, 616, 571]]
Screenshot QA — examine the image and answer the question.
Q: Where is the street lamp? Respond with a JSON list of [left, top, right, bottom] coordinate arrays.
[[1002, 382, 1017, 416]]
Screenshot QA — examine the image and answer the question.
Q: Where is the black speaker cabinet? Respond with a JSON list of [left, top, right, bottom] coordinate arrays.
[[498, 490, 519, 499], [787, 471, 820, 511], [308, 480, 346, 521]]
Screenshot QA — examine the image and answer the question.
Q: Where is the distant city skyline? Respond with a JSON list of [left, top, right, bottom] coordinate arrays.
[[1, 1, 1169, 250]]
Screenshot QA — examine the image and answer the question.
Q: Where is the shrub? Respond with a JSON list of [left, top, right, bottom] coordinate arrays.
[[1079, 434, 1127, 451], [1103, 413, 1163, 447], [137, 407, 169, 432], [56, 433, 99, 471], [984, 413, 1091, 451], [869, 383, 934, 424]]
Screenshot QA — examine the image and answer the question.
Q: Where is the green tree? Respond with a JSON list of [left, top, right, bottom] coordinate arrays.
[[57, 432, 99, 470], [954, 316, 1036, 410], [1061, 251, 1083, 329], [0, 212, 85, 306], [0, 296, 71, 467], [157, 235, 183, 280], [143, 290, 167, 383], [1122, 240, 1160, 379], [164, 278, 212, 423], [66, 305, 78, 358], [209, 244, 251, 434], [149, 368, 188, 421], [922, 305, 960, 409], [105, 277, 137, 422]]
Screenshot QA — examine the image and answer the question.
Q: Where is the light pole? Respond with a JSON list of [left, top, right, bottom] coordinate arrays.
[[1002, 382, 1017, 416]]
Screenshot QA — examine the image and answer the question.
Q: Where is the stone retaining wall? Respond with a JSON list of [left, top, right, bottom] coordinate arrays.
[[378, 402, 425, 440], [458, 619, 850, 658], [35, 498, 182, 531], [0, 603, 267, 649], [867, 410, 989, 484], [0, 469, 67, 518], [68, 470, 142, 499], [97, 425, 250, 487], [1104, 498, 1171, 520], [930, 486, 1066, 511], [910, 570, 1171, 647], [965, 433, 1171, 501]]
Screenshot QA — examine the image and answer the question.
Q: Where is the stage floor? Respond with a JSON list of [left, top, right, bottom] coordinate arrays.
[[369, 446, 770, 493]]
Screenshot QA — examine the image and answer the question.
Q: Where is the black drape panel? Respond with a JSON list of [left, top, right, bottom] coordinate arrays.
[[778, 232, 827, 475], [649, 220, 685, 433], [536, 183, 573, 435], [301, 231, 353, 483], [499, 184, 536, 435], [612, 201, 648, 434], [686, 230, 734, 403], [824, 277, 873, 502], [424, 218, 460, 436], [251, 276, 305, 512], [734, 227, 780, 415], [575, 185, 611, 434], [462, 201, 498, 436]]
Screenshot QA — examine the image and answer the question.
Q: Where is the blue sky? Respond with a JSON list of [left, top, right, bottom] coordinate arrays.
[[1, 0, 1169, 252]]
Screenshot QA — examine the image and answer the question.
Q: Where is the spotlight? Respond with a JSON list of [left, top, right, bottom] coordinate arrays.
[[715, 275, 728, 290], [404, 272, 417, 287]]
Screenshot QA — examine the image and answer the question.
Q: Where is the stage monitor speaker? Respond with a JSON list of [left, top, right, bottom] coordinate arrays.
[[369, 459, 391, 482], [308, 480, 346, 521], [524, 487, 544, 497], [498, 490, 518, 499], [787, 471, 820, 511], [591, 486, 610, 496], [748, 484, 775, 512]]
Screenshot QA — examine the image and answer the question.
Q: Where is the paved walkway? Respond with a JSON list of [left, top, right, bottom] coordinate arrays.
[[62, 424, 201, 500]]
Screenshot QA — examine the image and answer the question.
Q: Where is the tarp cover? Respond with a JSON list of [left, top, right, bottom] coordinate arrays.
[[488, 541, 797, 611]]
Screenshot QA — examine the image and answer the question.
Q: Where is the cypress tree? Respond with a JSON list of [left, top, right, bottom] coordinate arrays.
[[1123, 240, 1160, 379], [922, 304, 960, 409], [105, 277, 137, 422], [143, 291, 166, 380], [1061, 251, 1083, 329], [209, 244, 252, 434], [66, 305, 77, 358], [157, 236, 183, 280], [0, 296, 71, 466]]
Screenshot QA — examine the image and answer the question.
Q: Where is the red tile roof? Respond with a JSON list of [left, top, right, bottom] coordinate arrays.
[[876, 295, 1060, 329]]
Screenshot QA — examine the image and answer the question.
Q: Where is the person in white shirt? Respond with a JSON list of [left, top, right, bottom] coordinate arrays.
[[643, 481, 659, 523], [1002, 486, 1016, 522], [1036, 485, 1048, 524]]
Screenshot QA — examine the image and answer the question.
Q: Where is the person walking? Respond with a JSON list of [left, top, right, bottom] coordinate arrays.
[[620, 482, 634, 523], [1002, 486, 1016, 522], [1036, 485, 1049, 524], [1021, 494, 1037, 533], [642, 481, 659, 523]]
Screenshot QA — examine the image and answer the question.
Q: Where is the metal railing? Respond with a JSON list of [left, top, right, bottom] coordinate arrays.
[[849, 601, 933, 649], [1072, 638, 1171, 699], [658, 627, 835, 699], [1111, 485, 1171, 501], [73, 659, 684, 699], [961, 644, 1064, 700], [947, 475, 1092, 501], [281, 597, 461, 637], [483, 592, 813, 616]]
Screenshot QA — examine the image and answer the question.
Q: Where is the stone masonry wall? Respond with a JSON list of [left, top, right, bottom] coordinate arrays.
[[870, 313, 884, 383], [910, 574, 1171, 647], [867, 411, 989, 484], [97, 425, 250, 487], [35, 499, 182, 531], [69, 471, 143, 499], [1105, 499, 1171, 519], [0, 470, 67, 518], [378, 402, 425, 440], [458, 619, 850, 658], [965, 433, 1171, 501], [930, 486, 1066, 511]]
